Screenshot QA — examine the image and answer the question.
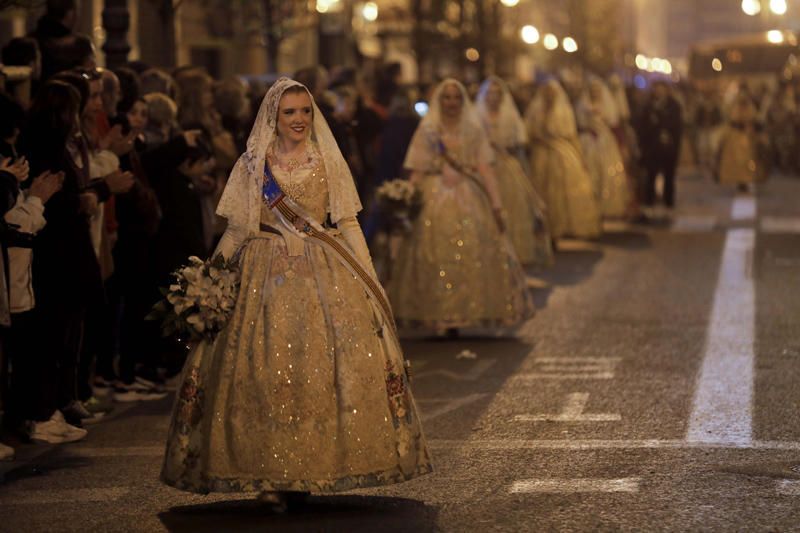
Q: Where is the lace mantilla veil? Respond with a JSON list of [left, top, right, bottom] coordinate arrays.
[[525, 79, 579, 140], [215, 77, 362, 235], [416, 78, 484, 162], [475, 76, 528, 149]]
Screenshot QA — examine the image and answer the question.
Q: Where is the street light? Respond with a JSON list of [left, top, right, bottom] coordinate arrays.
[[635, 54, 648, 69], [742, 0, 761, 15], [362, 2, 379, 21], [316, 0, 341, 13], [770, 0, 787, 15], [767, 29, 785, 43], [712, 57, 723, 72], [562, 37, 578, 53], [500, 0, 520, 6], [543, 33, 559, 50], [521, 25, 540, 44]]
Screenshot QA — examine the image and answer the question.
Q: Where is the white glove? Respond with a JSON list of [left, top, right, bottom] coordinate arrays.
[[337, 216, 378, 281], [213, 224, 247, 261]]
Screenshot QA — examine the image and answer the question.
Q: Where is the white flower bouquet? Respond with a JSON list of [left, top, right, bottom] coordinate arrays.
[[147, 255, 240, 343], [375, 179, 422, 231]]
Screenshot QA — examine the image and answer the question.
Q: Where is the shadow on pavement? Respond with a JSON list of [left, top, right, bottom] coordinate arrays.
[[532, 247, 603, 309], [597, 230, 652, 250], [159, 495, 437, 532]]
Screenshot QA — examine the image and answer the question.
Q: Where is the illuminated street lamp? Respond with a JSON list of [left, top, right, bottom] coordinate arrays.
[[767, 29, 785, 43], [543, 33, 559, 50], [521, 25, 540, 44], [562, 37, 578, 53], [316, 0, 341, 13], [770, 0, 788, 15], [465, 48, 480, 62], [742, 0, 762, 15], [362, 1, 379, 21], [500, 0, 520, 6], [712, 57, 723, 72], [635, 54, 648, 69]]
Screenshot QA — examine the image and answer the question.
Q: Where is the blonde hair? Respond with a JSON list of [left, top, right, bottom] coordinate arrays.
[[143, 92, 177, 128]]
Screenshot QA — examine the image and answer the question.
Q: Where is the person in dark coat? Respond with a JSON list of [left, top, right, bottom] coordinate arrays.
[[637, 81, 683, 210], [31, 0, 96, 82]]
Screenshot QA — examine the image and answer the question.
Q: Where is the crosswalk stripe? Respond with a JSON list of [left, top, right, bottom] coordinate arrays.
[[761, 216, 800, 234], [510, 478, 641, 494], [687, 227, 755, 445]]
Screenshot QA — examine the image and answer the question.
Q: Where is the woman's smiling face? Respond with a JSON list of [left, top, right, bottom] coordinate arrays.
[[276, 89, 313, 144]]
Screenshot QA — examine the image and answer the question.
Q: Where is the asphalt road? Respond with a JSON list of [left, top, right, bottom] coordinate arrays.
[[2, 171, 800, 532]]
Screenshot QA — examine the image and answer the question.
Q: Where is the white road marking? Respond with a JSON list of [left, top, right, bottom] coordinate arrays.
[[731, 196, 757, 221], [0, 487, 129, 505], [761, 216, 800, 234], [776, 480, 800, 495], [515, 357, 620, 381], [687, 228, 755, 445], [515, 393, 621, 422], [428, 439, 800, 451], [672, 215, 717, 232], [414, 358, 496, 381], [418, 393, 489, 421], [510, 478, 641, 494]]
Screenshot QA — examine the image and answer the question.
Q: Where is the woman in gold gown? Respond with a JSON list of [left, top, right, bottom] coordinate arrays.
[[526, 80, 602, 240], [388, 79, 534, 331], [160, 78, 432, 507], [576, 78, 632, 218], [476, 76, 553, 267], [717, 92, 764, 189]]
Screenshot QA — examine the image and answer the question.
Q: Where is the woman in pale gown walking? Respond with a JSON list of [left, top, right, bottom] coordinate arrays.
[[161, 78, 432, 509], [526, 80, 601, 241], [388, 79, 534, 332], [476, 76, 553, 267], [576, 78, 632, 219]]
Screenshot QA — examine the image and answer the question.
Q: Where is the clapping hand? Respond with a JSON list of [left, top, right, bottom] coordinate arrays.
[[104, 169, 135, 193], [0, 156, 30, 183], [101, 125, 136, 156], [28, 170, 65, 204]]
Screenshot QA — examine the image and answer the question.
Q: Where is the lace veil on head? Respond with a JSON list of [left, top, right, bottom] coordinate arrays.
[[419, 78, 484, 161], [526, 79, 578, 139], [475, 76, 528, 148], [216, 77, 362, 233]]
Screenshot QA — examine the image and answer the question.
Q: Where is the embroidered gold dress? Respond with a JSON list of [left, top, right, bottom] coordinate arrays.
[[483, 119, 553, 267], [387, 123, 534, 329], [160, 143, 432, 494], [577, 101, 631, 218]]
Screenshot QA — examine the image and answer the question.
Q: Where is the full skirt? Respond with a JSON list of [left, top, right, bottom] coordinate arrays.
[[495, 150, 554, 267], [161, 233, 433, 494], [531, 139, 602, 239], [387, 174, 534, 329]]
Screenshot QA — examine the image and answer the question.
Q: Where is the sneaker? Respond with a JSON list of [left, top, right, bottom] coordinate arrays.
[[0, 442, 14, 461], [84, 396, 114, 415], [29, 415, 87, 444], [92, 376, 117, 396], [113, 385, 168, 403], [63, 401, 106, 425], [134, 376, 165, 393]]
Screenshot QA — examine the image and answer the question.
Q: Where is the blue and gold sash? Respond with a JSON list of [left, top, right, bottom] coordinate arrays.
[[262, 161, 397, 336]]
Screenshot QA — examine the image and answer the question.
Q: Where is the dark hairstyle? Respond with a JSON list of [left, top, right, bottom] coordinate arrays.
[[46, 0, 77, 20], [26, 80, 80, 153], [0, 90, 26, 140], [293, 66, 322, 94], [114, 66, 141, 114], [1, 37, 38, 67], [51, 70, 90, 112]]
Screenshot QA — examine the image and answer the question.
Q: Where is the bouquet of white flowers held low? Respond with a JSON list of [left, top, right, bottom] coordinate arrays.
[[147, 255, 240, 344], [375, 178, 422, 232]]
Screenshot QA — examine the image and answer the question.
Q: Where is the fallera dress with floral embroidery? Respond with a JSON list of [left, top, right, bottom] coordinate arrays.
[[160, 142, 433, 494]]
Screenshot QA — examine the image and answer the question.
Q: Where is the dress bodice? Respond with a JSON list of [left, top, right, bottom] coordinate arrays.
[[261, 142, 329, 225]]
